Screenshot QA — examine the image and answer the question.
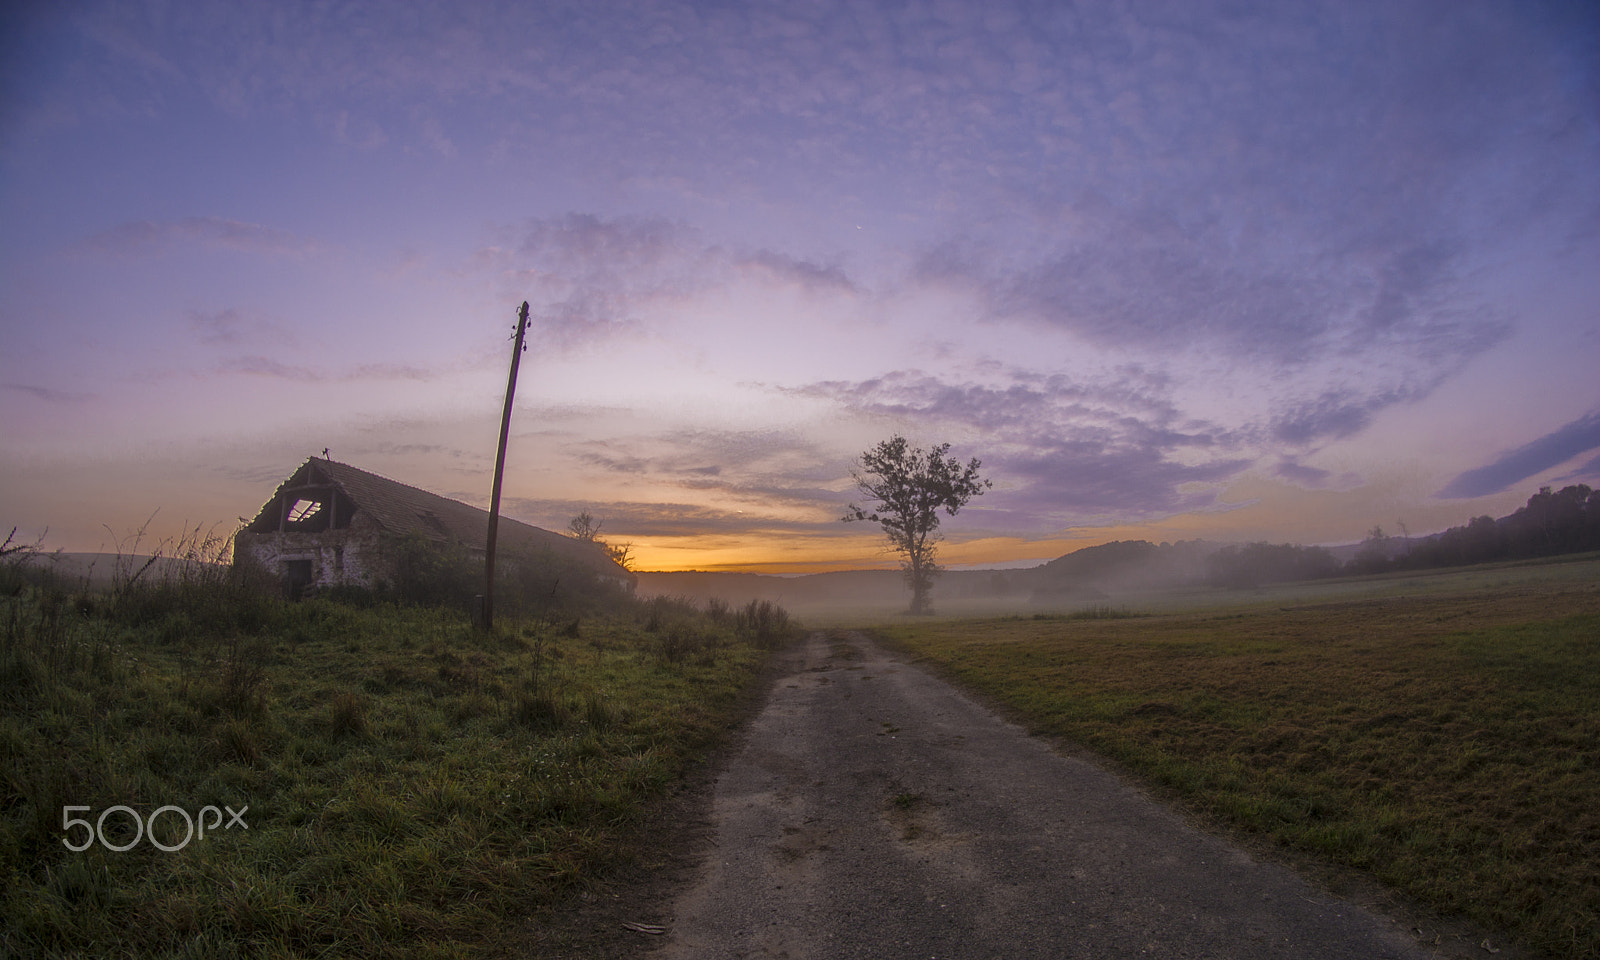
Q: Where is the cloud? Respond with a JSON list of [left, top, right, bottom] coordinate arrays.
[[1269, 393, 1377, 447], [219, 357, 434, 383], [211, 463, 308, 485], [796, 369, 1251, 528], [1437, 410, 1600, 498], [916, 230, 1321, 363], [224, 356, 321, 382], [916, 211, 1508, 382], [912, 207, 1509, 450], [473, 213, 861, 350], [564, 428, 850, 517], [191, 309, 248, 346], [518, 213, 684, 271], [469, 214, 700, 349], [363, 442, 476, 460], [347, 363, 433, 382], [189, 308, 307, 352], [999, 443, 1250, 523], [523, 295, 645, 349], [577, 451, 650, 475], [1267, 384, 1435, 446], [43, 1, 1597, 234], [1560, 452, 1600, 485], [503, 497, 828, 540], [795, 369, 1202, 444], [1273, 459, 1334, 488], [2, 382, 95, 403], [78, 217, 313, 257], [736, 250, 855, 294]]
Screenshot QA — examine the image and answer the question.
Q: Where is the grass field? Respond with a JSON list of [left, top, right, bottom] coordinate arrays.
[[1, 565, 792, 959], [876, 557, 1600, 960]]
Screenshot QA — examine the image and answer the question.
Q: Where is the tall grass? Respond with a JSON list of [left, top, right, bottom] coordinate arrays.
[[1, 537, 798, 959]]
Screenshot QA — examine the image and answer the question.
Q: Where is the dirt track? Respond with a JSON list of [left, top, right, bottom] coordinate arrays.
[[654, 630, 1460, 960]]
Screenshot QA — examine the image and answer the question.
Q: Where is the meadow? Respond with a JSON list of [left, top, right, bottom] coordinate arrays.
[[0, 552, 793, 959], [876, 555, 1600, 960]]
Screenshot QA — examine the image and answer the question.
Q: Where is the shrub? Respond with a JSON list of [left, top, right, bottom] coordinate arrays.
[[735, 599, 794, 647], [704, 597, 732, 625]]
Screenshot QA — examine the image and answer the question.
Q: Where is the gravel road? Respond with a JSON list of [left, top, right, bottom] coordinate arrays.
[[655, 629, 1449, 960]]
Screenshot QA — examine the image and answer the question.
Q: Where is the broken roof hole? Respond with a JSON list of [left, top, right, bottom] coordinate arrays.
[[287, 499, 324, 523]]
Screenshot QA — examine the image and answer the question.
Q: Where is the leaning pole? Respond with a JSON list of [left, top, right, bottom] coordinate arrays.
[[483, 301, 530, 631]]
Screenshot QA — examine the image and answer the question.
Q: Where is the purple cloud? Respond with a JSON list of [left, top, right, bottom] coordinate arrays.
[[224, 356, 321, 382], [503, 497, 836, 541], [564, 429, 848, 518], [469, 214, 701, 349], [1273, 459, 1334, 487], [798, 369, 1252, 528], [1269, 390, 1410, 446], [190, 309, 248, 346], [736, 250, 855, 294], [518, 214, 685, 272], [79, 217, 312, 257], [219, 357, 433, 383], [477, 213, 860, 350], [1438, 410, 1600, 498], [2, 382, 95, 403], [1000, 443, 1251, 520], [1560, 452, 1600, 485], [577, 451, 651, 475], [916, 219, 1507, 387]]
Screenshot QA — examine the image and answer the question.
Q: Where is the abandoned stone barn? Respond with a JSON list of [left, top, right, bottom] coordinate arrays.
[[235, 457, 634, 596]]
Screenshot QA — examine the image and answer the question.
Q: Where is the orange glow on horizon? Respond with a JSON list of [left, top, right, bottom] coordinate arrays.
[[627, 532, 893, 574], [629, 531, 1145, 574]]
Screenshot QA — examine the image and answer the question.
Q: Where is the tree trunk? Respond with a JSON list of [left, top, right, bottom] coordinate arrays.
[[907, 549, 932, 615]]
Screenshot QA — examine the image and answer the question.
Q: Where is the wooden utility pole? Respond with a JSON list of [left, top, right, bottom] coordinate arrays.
[[482, 301, 530, 631]]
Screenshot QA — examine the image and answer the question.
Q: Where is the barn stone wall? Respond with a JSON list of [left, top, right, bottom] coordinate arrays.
[[234, 510, 391, 594]]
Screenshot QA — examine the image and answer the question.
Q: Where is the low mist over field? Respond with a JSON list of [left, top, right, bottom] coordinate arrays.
[[4, 1, 1599, 576], [640, 482, 1600, 621]]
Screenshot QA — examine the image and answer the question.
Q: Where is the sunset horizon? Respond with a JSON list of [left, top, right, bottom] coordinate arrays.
[[17, 447, 1587, 577]]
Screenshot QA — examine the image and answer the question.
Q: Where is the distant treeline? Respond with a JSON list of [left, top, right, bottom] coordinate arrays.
[[1023, 483, 1600, 596], [1212, 483, 1600, 587], [1351, 483, 1600, 575]]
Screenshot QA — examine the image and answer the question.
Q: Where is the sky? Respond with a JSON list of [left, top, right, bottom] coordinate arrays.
[[2, 0, 1598, 573]]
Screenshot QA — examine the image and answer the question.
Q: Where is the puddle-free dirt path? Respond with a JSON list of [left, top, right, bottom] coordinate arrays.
[[656, 630, 1445, 960]]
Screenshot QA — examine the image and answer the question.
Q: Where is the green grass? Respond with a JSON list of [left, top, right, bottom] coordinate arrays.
[[1, 572, 790, 959], [876, 561, 1600, 960]]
